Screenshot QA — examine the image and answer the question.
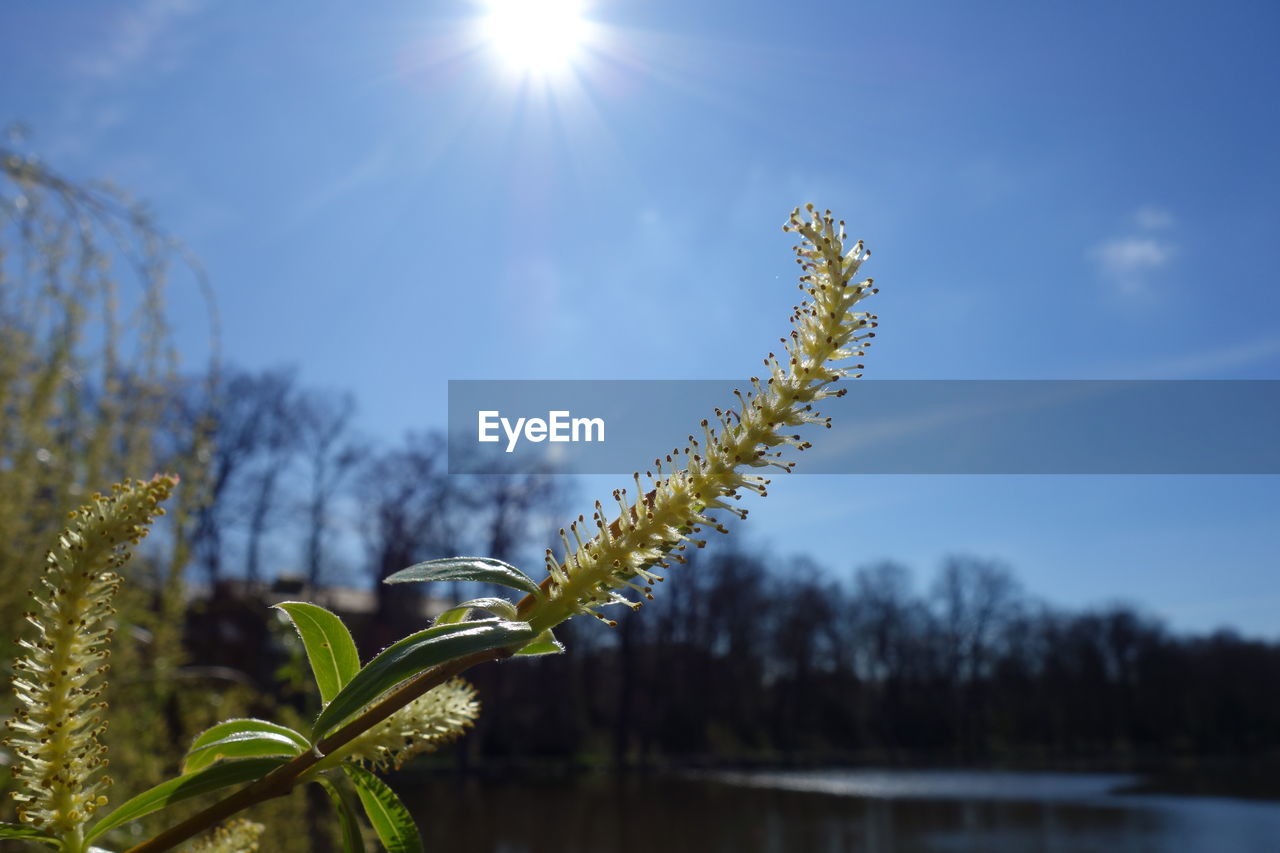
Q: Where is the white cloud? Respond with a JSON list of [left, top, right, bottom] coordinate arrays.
[[1091, 236, 1174, 294], [1134, 205, 1175, 230], [1089, 205, 1180, 294], [1095, 237, 1172, 272]]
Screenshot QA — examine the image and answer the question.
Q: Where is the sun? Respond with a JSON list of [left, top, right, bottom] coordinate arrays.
[[480, 0, 588, 76]]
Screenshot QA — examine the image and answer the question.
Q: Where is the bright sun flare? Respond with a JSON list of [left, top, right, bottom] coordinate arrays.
[[481, 0, 587, 76]]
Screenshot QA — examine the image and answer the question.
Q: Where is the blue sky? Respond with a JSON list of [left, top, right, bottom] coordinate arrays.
[[3, 0, 1278, 635]]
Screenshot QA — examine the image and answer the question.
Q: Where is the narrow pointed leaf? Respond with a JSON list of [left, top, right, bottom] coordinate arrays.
[[183, 730, 306, 773], [384, 556, 541, 596], [275, 601, 362, 705], [86, 758, 289, 842], [514, 628, 565, 656], [343, 765, 423, 853], [514, 625, 565, 655], [313, 619, 536, 739], [0, 823, 58, 846], [435, 596, 519, 625], [318, 776, 366, 853], [185, 718, 310, 772]]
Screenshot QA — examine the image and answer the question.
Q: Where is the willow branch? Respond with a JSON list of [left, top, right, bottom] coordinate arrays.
[[123, 645, 513, 853]]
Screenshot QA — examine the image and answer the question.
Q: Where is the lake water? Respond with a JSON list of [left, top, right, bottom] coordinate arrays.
[[408, 768, 1280, 852]]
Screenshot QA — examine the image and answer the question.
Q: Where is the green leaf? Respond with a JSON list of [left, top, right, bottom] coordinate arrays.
[[435, 596, 519, 625], [85, 758, 289, 843], [343, 765, 423, 853], [275, 601, 362, 705], [318, 776, 366, 853], [184, 718, 310, 773], [0, 823, 58, 846], [514, 628, 565, 656], [183, 731, 306, 773], [384, 556, 542, 597], [313, 618, 536, 739]]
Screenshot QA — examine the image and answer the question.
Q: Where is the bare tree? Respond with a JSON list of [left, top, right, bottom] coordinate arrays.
[[473, 470, 566, 565], [192, 368, 299, 587], [932, 556, 1022, 686], [851, 561, 917, 683], [931, 555, 1022, 755], [241, 370, 301, 584], [296, 389, 360, 590], [356, 433, 468, 646]]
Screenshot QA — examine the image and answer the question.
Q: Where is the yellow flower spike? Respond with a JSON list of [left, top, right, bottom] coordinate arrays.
[[524, 205, 878, 633], [183, 818, 266, 853], [4, 475, 177, 847], [341, 677, 480, 771]]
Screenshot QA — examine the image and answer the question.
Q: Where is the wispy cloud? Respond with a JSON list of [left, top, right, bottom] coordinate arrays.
[[1090, 204, 1177, 295], [284, 145, 393, 229], [1092, 237, 1173, 291], [1097, 335, 1280, 379], [72, 0, 203, 81]]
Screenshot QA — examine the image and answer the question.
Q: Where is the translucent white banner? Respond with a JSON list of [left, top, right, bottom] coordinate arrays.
[[447, 380, 1280, 475]]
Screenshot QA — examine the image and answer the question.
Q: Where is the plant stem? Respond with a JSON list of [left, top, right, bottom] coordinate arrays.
[[130, 500, 649, 851], [123, 645, 512, 853]]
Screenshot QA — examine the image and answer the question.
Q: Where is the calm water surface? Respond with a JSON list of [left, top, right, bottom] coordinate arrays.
[[408, 769, 1280, 853]]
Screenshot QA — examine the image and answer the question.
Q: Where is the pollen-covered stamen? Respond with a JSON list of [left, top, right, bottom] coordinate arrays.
[[524, 205, 879, 631]]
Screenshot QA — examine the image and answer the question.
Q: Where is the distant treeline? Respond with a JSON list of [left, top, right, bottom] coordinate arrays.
[[174, 370, 1280, 768], [463, 551, 1280, 766]]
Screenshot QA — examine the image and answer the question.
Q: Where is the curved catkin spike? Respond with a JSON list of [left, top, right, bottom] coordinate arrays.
[[340, 678, 480, 771], [184, 818, 267, 852], [4, 475, 177, 843], [524, 206, 879, 631]]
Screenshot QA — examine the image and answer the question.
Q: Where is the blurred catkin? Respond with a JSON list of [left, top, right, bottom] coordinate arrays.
[[5, 476, 176, 844]]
